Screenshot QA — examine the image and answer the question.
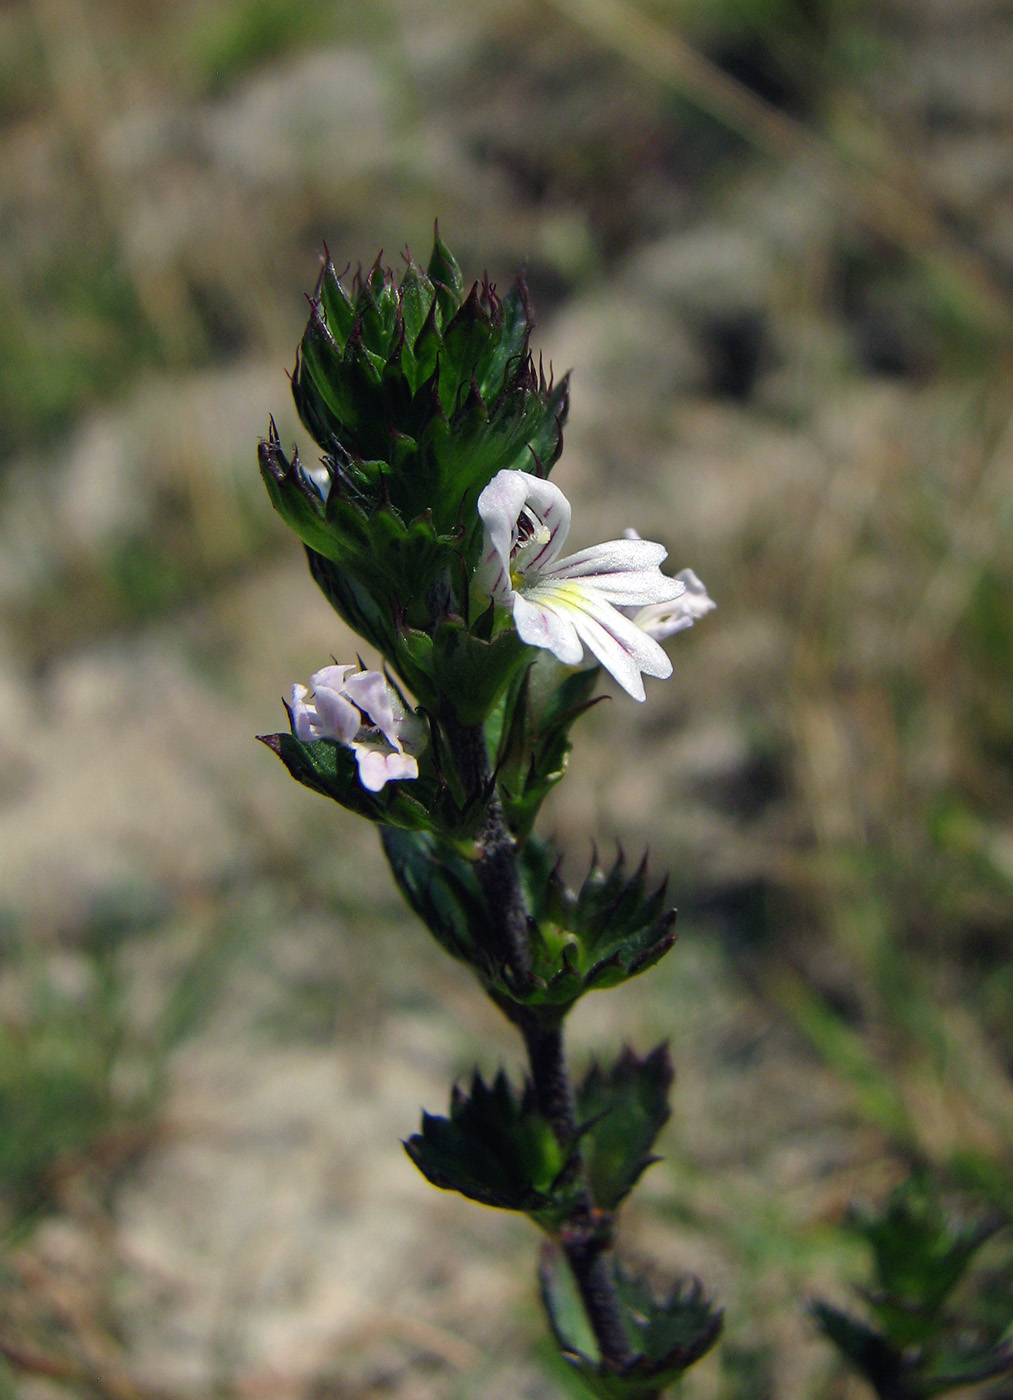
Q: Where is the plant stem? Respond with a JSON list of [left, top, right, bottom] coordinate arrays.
[[440, 715, 533, 988], [441, 716, 635, 1372], [519, 1014, 636, 1370]]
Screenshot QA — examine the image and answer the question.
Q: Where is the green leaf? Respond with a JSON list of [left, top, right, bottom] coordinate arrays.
[[381, 828, 489, 972], [397, 254, 436, 349], [430, 617, 534, 726], [540, 1244, 722, 1400], [317, 256, 356, 343], [438, 282, 496, 414], [477, 279, 534, 403], [305, 549, 401, 666], [257, 731, 435, 832], [920, 1340, 1013, 1396], [812, 1173, 1013, 1399], [405, 1071, 580, 1229], [855, 1174, 999, 1330], [258, 430, 343, 562], [410, 295, 442, 394], [495, 662, 604, 839], [615, 1269, 723, 1376], [576, 1045, 673, 1211], [427, 227, 464, 325], [810, 1301, 904, 1398], [298, 305, 365, 427], [538, 1238, 602, 1366]]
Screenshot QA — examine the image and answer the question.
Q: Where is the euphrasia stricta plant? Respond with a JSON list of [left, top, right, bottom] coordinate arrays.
[[258, 231, 719, 1398]]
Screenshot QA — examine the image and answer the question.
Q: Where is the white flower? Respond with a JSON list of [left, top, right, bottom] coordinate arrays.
[[289, 665, 422, 791], [475, 469, 686, 702]]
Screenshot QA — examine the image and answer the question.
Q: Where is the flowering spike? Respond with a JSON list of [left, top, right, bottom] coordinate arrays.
[[259, 230, 720, 1384]]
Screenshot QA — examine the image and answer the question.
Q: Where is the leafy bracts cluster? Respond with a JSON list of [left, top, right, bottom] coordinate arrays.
[[520, 842, 678, 1016], [259, 232, 719, 1398], [405, 1069, 582, 1229], [260, 235, 568, 722]]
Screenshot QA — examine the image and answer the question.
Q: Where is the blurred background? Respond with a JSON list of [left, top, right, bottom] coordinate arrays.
[[1, 0, 1012, 1396]]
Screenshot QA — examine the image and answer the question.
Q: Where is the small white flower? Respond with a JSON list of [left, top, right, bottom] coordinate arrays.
[[290, 664, 423, 791], [475, 469, 686, 701]]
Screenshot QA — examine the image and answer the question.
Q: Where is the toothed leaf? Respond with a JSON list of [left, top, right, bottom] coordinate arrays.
[[494, 663, 603, 839], [812, 1174, 1013, 1398], [381, 828, 490, 973], [576, 1045, 673, 1211], [405, 1071, 581, 1229]]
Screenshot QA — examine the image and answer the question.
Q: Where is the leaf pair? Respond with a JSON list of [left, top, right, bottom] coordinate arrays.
[[540, 1244, 722, 1400], [382, 829, 677, 1015], [405, 1045, 674, 1230], [517, 840, 678, 1019]]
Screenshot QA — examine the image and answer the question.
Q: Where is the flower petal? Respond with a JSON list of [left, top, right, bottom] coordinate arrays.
[[476, 469, 572, 599], [512, 589, 585, 666], [310, 683, 360, 743], [343, 669, 403, 750], [533, 581, 674, 700], [475, 470, 531, 601], [290, 683, 316, 742], [676, 567, 716, 605], [310, 664, 356, 692], [511, 473, 571, 575], [548, 540, 685, 607], [382, 751, 420, 784], [354, 745, 420, 791], [552, 537, 669, 576]]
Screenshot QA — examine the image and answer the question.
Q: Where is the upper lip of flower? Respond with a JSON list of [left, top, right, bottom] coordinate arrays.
[[289, 665, 422, 791], [475, 469, 688, 702], [627, 568, 716, 639]]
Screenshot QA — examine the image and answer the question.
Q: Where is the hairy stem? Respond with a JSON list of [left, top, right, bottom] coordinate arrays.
[[440, 715, 532, 988], [441, 716, 635, 1372], [519, 1014, 635, 1370]]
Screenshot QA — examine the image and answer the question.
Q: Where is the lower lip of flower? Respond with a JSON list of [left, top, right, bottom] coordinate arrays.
[[534, 579, 586, 608]]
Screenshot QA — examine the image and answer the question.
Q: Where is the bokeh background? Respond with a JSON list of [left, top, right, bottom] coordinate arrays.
[[2, 0, 1012, 1396]]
